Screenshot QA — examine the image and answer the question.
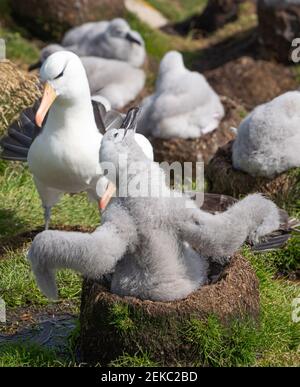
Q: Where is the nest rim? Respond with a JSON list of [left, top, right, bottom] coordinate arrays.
[[81, 253, 260, 322], [206, 141, 300, 205], [150, 95, 243, 165]]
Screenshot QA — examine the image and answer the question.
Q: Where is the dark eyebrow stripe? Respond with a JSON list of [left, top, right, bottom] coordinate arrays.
[[53, 63, 67, 80]]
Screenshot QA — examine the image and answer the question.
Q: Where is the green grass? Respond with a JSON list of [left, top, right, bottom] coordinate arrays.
[[127, 12, 174, 62], [0, 27, 39, 64], [0, 248, 82, 308], [182, 248, 300, 367], [0, 0, 299, 367], [185, 316, 259, 367], [245, 248, 300, 366], [0, 343, 69, 367], [109, 303, 135, 332], [0, 0, 39, 65], [256, 235, 300, 275], [147, 0, 207, 22], [109, 351, 158, 367], [0, 162, 100, 237]]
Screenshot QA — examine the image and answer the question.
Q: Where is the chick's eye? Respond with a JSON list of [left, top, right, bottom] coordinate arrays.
[[114, 132, 118, 138]]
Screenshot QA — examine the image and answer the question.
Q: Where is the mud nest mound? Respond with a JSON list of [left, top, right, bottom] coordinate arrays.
[[0, 60, 41, 136], [79, 254, 259, 366], [11, 0, 126, 40], [206, 141, 300, 206], [205, 56, 298, 111], [150, 96, 243, 166]]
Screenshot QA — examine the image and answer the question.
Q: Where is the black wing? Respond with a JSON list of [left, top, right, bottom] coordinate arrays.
[[0, 99, 124, 162]]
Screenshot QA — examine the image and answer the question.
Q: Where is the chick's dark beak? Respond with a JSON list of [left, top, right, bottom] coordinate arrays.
[[125, 32, 142, 46]]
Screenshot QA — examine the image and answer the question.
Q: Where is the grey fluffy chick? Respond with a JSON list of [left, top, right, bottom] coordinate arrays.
[[137, 51, 224, 139], [35, 18, 145, 68], [232, 91, 300, 178], [28, 110, 280, 302]]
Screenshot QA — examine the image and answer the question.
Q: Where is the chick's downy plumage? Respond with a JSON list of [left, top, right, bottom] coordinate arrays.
[[28, 109, 280, 301], [137, 51, 224, 139], [232, 91, 300, 178]]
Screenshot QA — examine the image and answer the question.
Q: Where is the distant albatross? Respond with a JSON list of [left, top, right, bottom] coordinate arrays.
[[0, 51, 153, 229]]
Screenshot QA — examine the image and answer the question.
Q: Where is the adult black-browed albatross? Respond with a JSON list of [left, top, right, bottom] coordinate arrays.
[[0, 51, 153, 229]]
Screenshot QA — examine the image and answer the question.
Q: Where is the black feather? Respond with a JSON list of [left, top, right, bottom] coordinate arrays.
[[0, 98, 125, 162], [0, 148, 27, 161], [92, 100, 106, 134], [252, 234, 291, 252], [0, 104, 41, 161]]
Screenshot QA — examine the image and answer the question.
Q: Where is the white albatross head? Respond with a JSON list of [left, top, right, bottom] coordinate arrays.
[[36, 51, 91, 127]]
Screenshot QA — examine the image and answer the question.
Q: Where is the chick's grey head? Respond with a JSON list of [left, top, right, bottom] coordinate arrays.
[[100, 108, 148, 174], [159, 51, 184, 74], [103, 18, 145, 67], [106, 18, 144, 46]]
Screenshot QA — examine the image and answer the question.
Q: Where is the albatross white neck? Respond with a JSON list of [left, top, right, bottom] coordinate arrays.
[[45, 94, 99, 135]]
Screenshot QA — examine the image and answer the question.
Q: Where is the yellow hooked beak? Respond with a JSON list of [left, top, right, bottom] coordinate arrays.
[[35, 82, 57, 128]]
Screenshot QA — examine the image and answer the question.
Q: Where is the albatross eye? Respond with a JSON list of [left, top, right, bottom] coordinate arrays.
[[114, 132, 118, 138], [53, 70, 64, 80]]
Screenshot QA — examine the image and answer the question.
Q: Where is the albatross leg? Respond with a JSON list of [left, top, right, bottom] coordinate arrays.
[[34, 178, 64, 230], [43, 206, 52, 230]]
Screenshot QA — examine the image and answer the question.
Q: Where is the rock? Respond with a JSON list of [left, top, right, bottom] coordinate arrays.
[[175, 0, 242, 35], [257, 0, 300, 63], [150, 96, 243, 166], [206, 142, 300, 207], [0, 60, 41, 136], [10, 0, 126, 40], [79, 254, 259, 366]]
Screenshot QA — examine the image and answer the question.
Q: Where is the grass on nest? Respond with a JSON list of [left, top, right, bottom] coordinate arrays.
[[109, 303, 135, 332], [109, 351, 158, 367]]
